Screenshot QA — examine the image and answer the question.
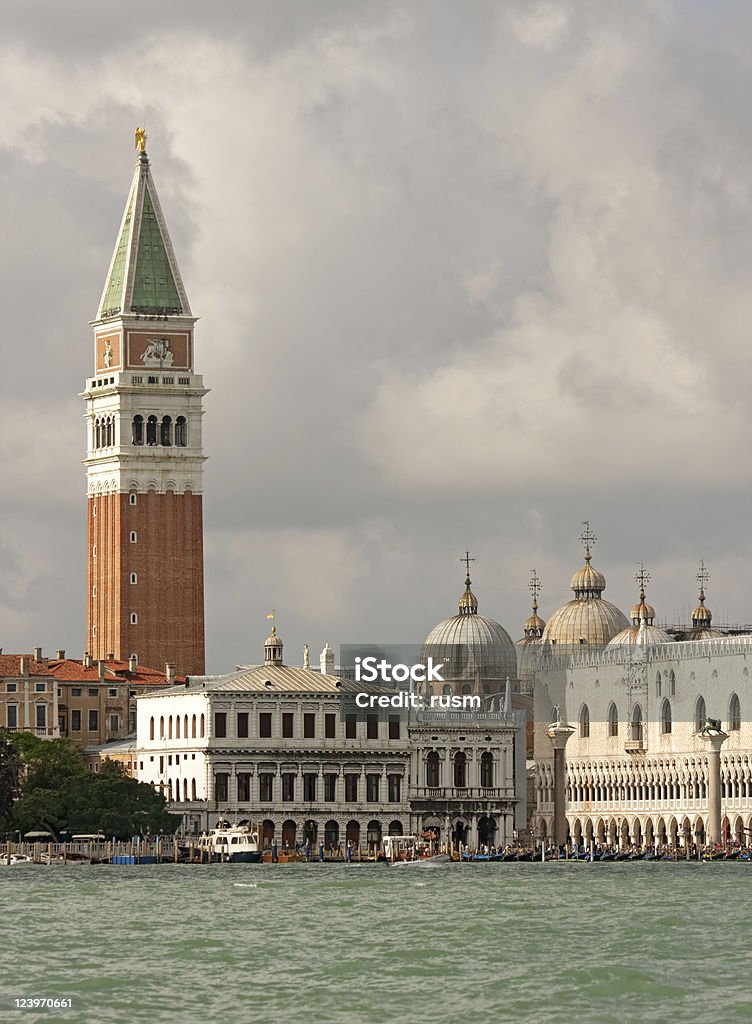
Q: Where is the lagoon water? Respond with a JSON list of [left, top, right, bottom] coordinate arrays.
[[2, 861, 751, 1024]]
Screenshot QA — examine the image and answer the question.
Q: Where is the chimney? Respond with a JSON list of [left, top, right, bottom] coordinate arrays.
[[19, 655, 30, 676], [55, 649, 65, 660], [84, 652, 93, 669], [33, 646, 43, 662], [129, 654, 138, 673], [98, 660, 106, 683], [165, 664, 176, 685]]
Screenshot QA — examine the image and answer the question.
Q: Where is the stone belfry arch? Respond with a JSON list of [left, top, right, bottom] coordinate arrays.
[[82, 129, 207, 675]]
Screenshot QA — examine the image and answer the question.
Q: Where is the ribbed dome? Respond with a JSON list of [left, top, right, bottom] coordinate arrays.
[[523, 610, 546, 636], [543, 599, 629, 647], [542, 534, 628, 647], [570, 560, 607, 596], [423, 573, 517, 684], [631, 598, 656, 621], [608, 622, 673, 647]]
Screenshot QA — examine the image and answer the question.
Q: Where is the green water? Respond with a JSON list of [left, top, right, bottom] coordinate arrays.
[[2, 862, 750, 1024]]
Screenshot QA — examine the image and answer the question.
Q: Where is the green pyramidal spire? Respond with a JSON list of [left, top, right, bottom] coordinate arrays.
[[96, 148, 191, 320]]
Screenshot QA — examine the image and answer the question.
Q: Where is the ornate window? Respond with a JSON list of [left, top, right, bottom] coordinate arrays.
[[453, 752, 467, 787], [729, 693, 741, 732], [132, 415, 144, 446], [480, 752, 494, 788], [175, 416, 187, 447], [95, 418, 101, 448], [580, 704, 590, 739], [426, 751, 440, 788], [608, 702, 618, 737], [661, 699, 672, 734], [695, 695, 706, 732], [631, 704, 643, 742], [146, 415, 158, 446]]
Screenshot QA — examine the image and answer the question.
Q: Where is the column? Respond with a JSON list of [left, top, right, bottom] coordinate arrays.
[[701, 726, 729, 846], [547, 719, 575, 848]]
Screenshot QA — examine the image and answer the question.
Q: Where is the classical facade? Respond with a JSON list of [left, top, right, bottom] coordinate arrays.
[[531, 562, 752, 849], [136, 630, 525, 849], [82, 130, 207, 676]]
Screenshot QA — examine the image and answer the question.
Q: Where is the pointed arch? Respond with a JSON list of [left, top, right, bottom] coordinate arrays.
[[607, 702, 618, 737], [579, 704, 590, 739], [729, 693, 741, 732], [661, 699, 672, 735]]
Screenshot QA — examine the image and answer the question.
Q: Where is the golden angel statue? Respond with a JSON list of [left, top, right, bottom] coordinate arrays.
[[135, 126, 147, 153]]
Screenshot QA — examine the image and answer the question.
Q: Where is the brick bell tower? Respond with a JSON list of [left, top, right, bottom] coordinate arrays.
[[82, 129, 207, 676]]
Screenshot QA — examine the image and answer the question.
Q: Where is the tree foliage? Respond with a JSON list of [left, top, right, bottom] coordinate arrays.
[[1, 732, 178, 839]]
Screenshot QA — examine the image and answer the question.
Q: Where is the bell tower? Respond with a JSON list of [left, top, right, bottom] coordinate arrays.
[[82, 129, 207, 676]]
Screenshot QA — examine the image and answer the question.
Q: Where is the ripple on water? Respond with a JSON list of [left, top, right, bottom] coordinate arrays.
[[3, 862, 752, 1023]]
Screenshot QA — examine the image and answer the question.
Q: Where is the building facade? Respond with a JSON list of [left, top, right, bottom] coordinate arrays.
[[136, 633, 525, 849], [83, 131, 207, 676]]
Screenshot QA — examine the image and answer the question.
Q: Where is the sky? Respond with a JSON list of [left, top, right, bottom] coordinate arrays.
[[2, 0, 752, 673]]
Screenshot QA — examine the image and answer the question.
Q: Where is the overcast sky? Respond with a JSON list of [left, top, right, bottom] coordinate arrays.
[[2, 0, 752, 672]]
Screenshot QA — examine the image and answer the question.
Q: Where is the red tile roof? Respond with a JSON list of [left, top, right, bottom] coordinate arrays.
[[0, 654, 183, 687]]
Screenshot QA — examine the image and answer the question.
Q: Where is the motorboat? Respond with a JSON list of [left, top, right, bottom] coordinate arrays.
[[383, 835, 450, 865], [197, 820, 262, 863]]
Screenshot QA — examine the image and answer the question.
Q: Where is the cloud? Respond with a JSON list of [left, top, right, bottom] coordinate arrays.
[[1, 1, 752, 670]]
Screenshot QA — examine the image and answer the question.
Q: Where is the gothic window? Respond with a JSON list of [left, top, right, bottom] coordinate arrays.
[[132, 415, 144, 446], [695, 695, 706, 732], [661, 699, 672, 734], [175, 416, 187, 447], [95, 419, 101, 448], [146, 415, 158, 445], [631, 705, 643, 742], [580, 704, 590, 739], [191, 714, 196, 738], [160, 415, 172, 446], [106, 417, 114, 446], [608, 702, 618, 737], [669, 670, 676, 697], [149, 717, 154, 740], [729, 693, 741, 731], [656, 672, 662, 697]]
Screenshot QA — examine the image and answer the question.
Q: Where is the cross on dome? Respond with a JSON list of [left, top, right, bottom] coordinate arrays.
[[529, 569, 542, 609], [697, 559, 710, 599], [635, 562, 651, 595], [580, 521, 597, 561]]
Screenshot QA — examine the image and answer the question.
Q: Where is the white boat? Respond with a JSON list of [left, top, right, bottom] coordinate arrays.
[[383, 835, 451, 866], [197, 820, 262, 863], [1, 854, 33, 865]]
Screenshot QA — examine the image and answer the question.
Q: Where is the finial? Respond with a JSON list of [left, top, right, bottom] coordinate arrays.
[[270, 625, 277, 636], [529, 568, 542, 611], [135, 126, 147, 154], [635, 561, 650, 599], [697, 560, 709, 603], [580, 520, 596, 562], [461, 550, 475, 581]]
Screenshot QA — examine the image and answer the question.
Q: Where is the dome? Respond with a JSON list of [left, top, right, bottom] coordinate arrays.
[[423, 573, 517, 685], [608, 621, 673, 647], [265, 626, 282, 647], [541, 528, 628, 648], [607, 568, 673, 648]]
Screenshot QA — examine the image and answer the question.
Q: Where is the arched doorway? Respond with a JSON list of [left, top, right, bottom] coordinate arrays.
[[608, 819, 618, 847], [478, 816, 496, 847], [388, 820, 404, 836], [734, 816, 744, 846], [303, 820, 317, 847], [539, 818, 548, 840], [282, 819, 297, 849], [346, 820, 360, 849], [261, 819, 275, 849], [620, 819, 630, 850], [632, 819, 642, 850], [584, 819, 594, 845], [596, 818, 606, 843], [657, 817, 667, 846], [681, 817, 692, 849], [366, 820, 382, 851], [452, 819, 468, 847], [324, 820, 339, 849], [694, 817, 705, 847], [668, 817, 678, 848]]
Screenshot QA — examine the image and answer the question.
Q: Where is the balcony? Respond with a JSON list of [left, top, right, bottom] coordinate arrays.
[[624, 728, 646, 753]]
